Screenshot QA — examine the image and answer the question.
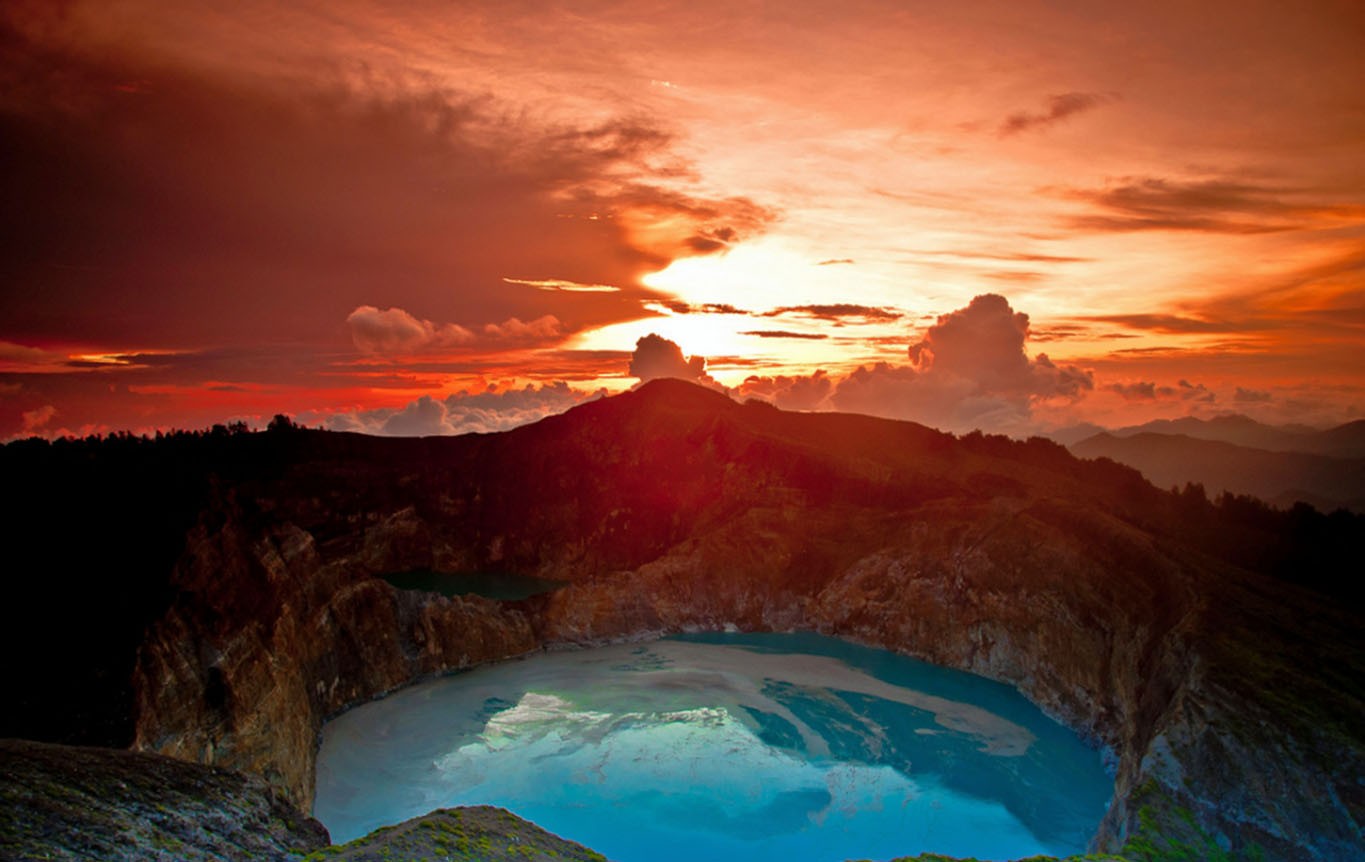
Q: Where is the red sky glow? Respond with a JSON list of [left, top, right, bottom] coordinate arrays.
[[3, 1, 1363, 438]]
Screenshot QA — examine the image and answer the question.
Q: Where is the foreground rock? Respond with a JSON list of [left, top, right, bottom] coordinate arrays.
[[0, 738, 328, 861]]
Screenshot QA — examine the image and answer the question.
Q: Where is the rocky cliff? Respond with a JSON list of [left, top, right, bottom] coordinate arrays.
[[4, 379, 1362, 861], [132, 510, 540, 805]]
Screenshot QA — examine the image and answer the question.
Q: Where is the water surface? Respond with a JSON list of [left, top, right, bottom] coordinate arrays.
[[314, 632, 1111, 861]]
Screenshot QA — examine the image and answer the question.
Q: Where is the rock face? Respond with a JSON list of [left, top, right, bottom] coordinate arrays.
[[132, 511, 540, 806], [0, 738, 328, 861], [4, 380, 1361, 861]]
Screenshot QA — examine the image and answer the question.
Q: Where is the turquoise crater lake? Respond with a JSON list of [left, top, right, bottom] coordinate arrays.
[[313, 632, 1113, 861]]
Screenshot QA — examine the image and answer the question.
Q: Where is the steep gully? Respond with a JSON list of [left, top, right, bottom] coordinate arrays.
[[121, 381, 1362, 860]]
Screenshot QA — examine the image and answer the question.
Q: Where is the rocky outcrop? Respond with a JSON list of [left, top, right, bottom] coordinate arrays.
[[312, 806, 609, 862], [25, 379, 1352, 861], [0, 738, 328, 861]]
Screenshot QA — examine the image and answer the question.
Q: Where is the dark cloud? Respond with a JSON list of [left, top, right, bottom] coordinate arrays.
[[1235, 386, 1273, 403], [740, 330, 828, 340], [1175, 379, 1216, 403], [1081, 313, 1237, 334], [684, 225, 742, 253], [830, 294, 1092, 432], [1029, 323, 1096, 342], [0, 11, 769, 355], [597, 184, 776, 259], [998, 92, 1111, 137], [653, 301, 750, 315], [1059, 176, 1365, 234], [628, 334, 718, 387], [762, 304, 902, 322], [909, 249, 1092, 264], [1106, 381, 1158, 401], [701, 303, 748, 315], [1103, 378, 1215, 404]]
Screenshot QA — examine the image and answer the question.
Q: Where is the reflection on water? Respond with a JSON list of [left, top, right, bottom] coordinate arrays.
[[314, 632, 1112, 862]]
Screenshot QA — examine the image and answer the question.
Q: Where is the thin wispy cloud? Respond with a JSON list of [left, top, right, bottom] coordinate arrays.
[[1060, 176, 1365, 233], [998, 92, 1112, 137], [740, 330, 829, 340], [762, 305, 902, 323]]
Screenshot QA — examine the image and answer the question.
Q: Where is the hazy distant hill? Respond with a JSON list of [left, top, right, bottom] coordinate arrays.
[[1100, 414, 1365, 459], [1071, 431, 1365, 511]]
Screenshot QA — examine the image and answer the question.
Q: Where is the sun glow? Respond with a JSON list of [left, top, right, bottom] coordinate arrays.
[[643, 238, 901, 311], [569, 312, 780, 378], [574, 238, 917, 381]]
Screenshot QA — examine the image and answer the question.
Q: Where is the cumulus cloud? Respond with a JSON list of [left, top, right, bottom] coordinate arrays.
[[908, 294, 1092, 399], [346, 306, 473, 353], [319, 381, 604, 437], [830, 294, 1093, 432], [483, 315, 562, 341], [738, 371, 833, 411], [998, 92, 1111, 137], [21, 404, 56, 433], [380, 395, 449, 436], [628, 334, 719, 387], [346, 306, 561, 354]]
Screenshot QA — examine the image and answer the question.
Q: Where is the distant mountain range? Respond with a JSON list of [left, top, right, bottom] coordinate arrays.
[[1058, 414, 1365, 511]]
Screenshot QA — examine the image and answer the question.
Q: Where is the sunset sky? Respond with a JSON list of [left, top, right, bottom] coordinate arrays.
[[3, 1, 1363, 439]]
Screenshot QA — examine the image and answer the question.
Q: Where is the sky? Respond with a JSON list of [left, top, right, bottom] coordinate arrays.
[[2, 0, 1363, 439]]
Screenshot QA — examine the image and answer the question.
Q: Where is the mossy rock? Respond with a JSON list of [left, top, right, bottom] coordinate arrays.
[[305, 806, 608, 862]]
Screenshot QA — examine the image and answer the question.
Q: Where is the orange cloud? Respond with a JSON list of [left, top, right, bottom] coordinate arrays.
[[346, 307, 476, 354]]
